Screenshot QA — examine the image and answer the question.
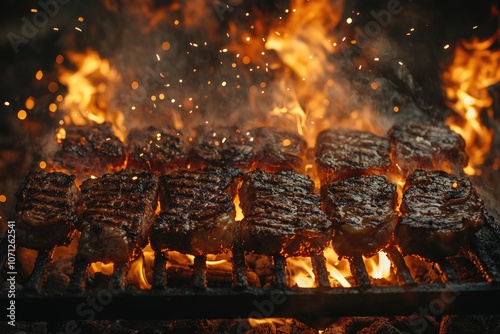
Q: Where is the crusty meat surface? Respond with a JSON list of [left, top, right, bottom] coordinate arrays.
[[395, 169, 484, 260], [321, 174, 398, 257], [239, 169, 332, 256], [249, 127, 307, 172], [53, 122, 126, 178], [15, 170, 79, 250], [387, 122, 468, 177], [77, 169, 159, 266], [188, 125, 254, 170], [126, 126, 186, 173], [150, 167, 241, 255], [315, 128, 391, 184]]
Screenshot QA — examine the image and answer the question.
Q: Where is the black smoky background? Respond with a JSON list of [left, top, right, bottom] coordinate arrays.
[[0, 0, 499, 228]]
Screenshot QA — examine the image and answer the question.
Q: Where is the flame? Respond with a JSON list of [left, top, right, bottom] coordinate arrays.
[[286, 257, 316, 288], [363, 251, 392, 280], [442, 34, 500, 175], [248, 318, 286, 329], [89, 261, 114, 276], [324, 245, 351, 287], [58, 49, 125, 141]]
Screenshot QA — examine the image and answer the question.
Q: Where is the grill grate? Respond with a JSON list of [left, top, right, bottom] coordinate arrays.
[[1, 213, 500, 325]]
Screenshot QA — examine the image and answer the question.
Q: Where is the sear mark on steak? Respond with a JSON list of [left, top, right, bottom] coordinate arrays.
[[395, 169, 484, 260], [53, 122, 126, 178], [315, 128, 391, 184], [387, 122, 468, 177], [77, 169, 159, 267], [239, 169, 333, 257], [15, 170, 79, 250], [188, 125, 254, 170], [126, 126, 187, 174], [150, 167, 241, 256], [321, 174, 398, 257]]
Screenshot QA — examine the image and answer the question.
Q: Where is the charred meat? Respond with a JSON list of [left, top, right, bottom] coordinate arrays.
[[150, 167, 241, 256], [315, 128, 391, 184], [53, 122, 126, 178], [15, 170, 79, 250], [126, 126, 186, 174], [249, 127, 307, 172], [321, 174, 398, 257], [239, 169, 332, 256], [188, 125, 254, 170], [77, 169, 159, 267], [395, 169, 484, 260], [387, 122, 468, 177]]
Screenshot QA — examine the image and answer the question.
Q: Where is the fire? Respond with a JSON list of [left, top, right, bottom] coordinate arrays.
[[442, 34, 500, 175], [286, 257, 316, 288], [363, 252, 392, 280], [58, 49, 125, 141]]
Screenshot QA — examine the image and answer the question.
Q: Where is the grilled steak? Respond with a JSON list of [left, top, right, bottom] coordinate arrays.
[[15, 170, 79, 250], [239, 169, 332, 256], [387, 122, 468, 177], [188, 125, 254, 170], [126, 126, 186, 173], [321, 175, 398, 257], [77, 169, 159, 267], [395, 169, 484, 260], [150, 167, 241, 255], [53, 122, 126, 178], [249, 127, 307, 172], [315, 128, 391, 184]]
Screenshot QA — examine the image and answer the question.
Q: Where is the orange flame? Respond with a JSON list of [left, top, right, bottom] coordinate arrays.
[[442, 34, 500, 175], [58, 49, 125, 141]]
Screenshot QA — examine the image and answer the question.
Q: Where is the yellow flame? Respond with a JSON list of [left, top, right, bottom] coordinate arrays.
[[363, 251, 392, 280], [442, 34, 500, 175], [89, 261, 114, 276], [286, 257, 316, 288], [324, 246, 351, 287], [58, 49, 125, 141]]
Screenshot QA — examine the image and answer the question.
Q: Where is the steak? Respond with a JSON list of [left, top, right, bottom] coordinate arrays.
[[321, 174, 398, 257], [150, 167, 241, 256], [239, 169, 333, 256], [188, 125, 254, 170], [15, 170, 79, 250], [395, 169, 484, 260], [188, 125, 307, 172], [53, 122, 126, 178], [315, 128, 391, 184], [126, 126, 186, 174], [249, 127, 307, 172], [77, 169, 159, 267], [387, 122, 468, 177]]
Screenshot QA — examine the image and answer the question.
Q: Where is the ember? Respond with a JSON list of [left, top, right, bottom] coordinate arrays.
[[1, 0, 500, 333]]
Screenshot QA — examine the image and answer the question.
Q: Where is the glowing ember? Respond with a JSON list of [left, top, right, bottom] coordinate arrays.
[[442, 34, 500, 175]]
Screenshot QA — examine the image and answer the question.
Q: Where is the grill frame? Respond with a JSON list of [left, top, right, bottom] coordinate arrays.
[[2, 213, 500, 325]]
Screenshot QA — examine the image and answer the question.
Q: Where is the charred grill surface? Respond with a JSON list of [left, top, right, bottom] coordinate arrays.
[[395, 169, 484, 260], [249, 127, 307, 172], [126, 126, 186, 174], [150, 167, 241, 256], [239, 169, 332, 256], [15, 170, 79, 250], [387, 122, 468, 177], [188, 126, 254, 170], [53, 122, 126, 178], [315, 128, 391, 184], [321, 174, 398, 257], [77, 169, 159, 267]]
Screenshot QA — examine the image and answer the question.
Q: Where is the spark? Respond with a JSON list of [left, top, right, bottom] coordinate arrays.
[[75, 27, 82, 32], [444, 44, 450, 49], [346, 17, 352, 24]]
